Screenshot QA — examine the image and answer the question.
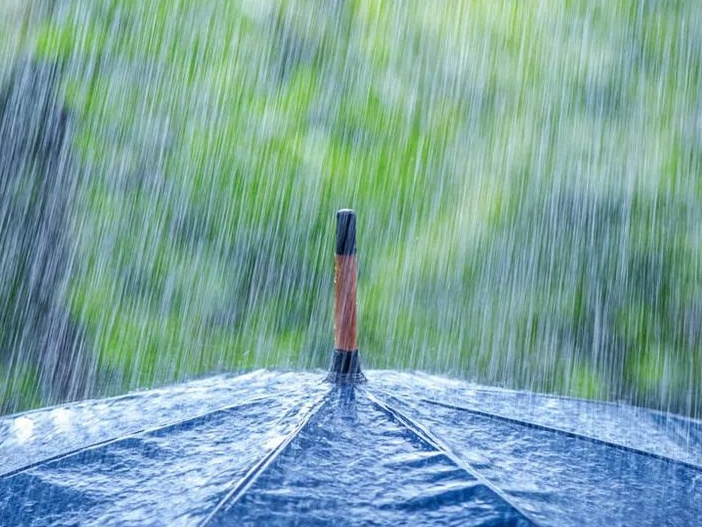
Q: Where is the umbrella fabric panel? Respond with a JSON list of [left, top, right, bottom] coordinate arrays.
[[378, 391, 702, 526], [0, 393, 325, 526], [0, 371, 325, 477], [373, 372, 702, 468], [206, 387, 533, 527]]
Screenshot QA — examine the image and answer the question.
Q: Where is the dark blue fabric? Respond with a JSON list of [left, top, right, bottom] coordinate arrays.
[[0, 371, 700, 526]]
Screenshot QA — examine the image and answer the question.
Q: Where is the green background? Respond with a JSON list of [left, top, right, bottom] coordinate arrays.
[[1, 0, 701, 417]]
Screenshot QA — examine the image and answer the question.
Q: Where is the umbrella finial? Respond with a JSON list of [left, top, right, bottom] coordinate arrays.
[[327, 209, 366, 383]]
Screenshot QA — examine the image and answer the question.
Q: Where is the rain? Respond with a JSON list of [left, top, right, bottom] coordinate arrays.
[[1, 0, 701, 525]]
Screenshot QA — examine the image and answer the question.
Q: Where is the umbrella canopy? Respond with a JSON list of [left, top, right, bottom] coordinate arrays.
[[1, 369, 701, 527]]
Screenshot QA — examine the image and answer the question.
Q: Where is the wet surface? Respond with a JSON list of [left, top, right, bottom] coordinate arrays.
[[1, 370, 701, 526]]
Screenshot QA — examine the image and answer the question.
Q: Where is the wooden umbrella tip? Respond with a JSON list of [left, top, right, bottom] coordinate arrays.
[[328, 209, 365, 384]]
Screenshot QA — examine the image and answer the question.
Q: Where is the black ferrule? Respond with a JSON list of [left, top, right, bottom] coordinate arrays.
[[326, 349, 366, 384], [336, 209, 356, 256]]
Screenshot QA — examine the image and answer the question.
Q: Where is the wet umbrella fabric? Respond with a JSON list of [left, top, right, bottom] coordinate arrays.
[[0, 370, 701, 526]]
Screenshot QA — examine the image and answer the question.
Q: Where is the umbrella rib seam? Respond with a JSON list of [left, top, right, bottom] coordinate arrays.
[[199, 392, 329, 527], [0, 394, 279, 480], [414, 397, 702, 472], [365, 390, 540, 527]]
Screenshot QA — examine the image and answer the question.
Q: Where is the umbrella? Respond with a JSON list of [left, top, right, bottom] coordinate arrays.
[[1, 211, 701, 526], [2, 370, 702, 526]]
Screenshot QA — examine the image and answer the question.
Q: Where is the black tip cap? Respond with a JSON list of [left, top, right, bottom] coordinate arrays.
[[336, 209, 356, 256]]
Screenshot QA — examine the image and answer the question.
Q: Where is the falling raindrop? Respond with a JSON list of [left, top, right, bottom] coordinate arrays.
[[0, 0, 700, 421]]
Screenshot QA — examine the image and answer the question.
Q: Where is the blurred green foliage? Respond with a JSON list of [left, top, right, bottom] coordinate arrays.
[[2, 0, 701, 416]]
